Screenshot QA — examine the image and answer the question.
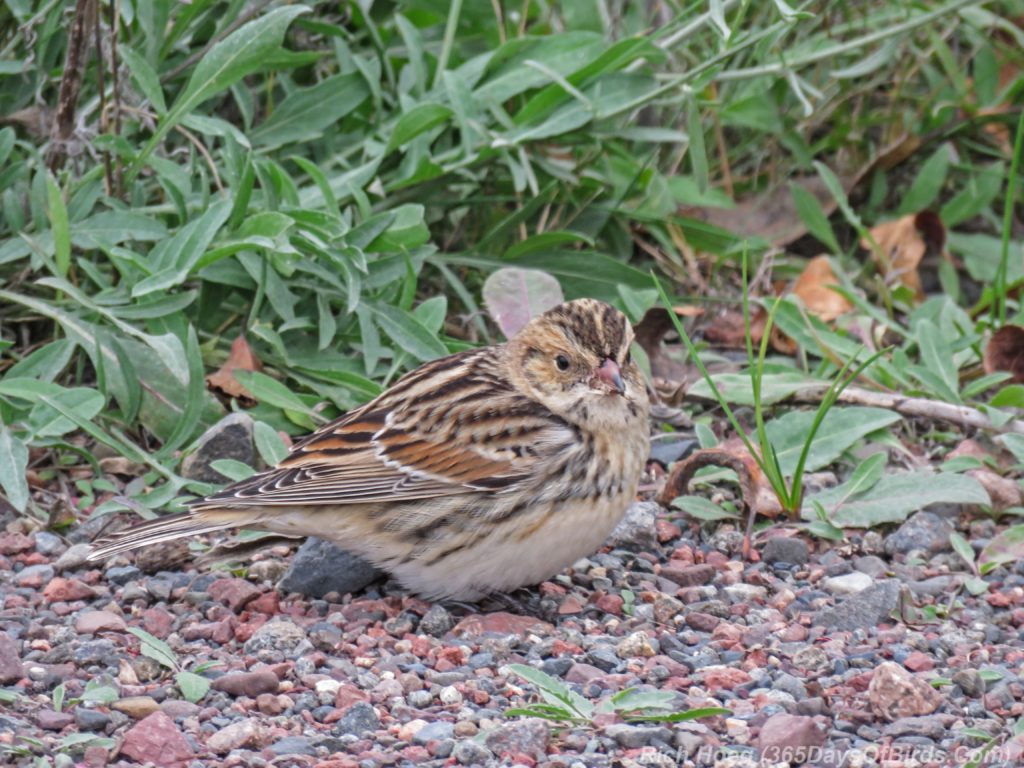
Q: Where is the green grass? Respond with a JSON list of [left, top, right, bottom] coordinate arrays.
[[0, 1, 1022, 536]]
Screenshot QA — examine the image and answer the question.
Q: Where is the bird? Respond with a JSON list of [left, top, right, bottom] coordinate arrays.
[[88, 298, 651, 600]]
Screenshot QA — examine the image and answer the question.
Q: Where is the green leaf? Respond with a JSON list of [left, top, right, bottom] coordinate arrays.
[[686, 94, 708, 193], [120, 44, 167, 114], [232, 371, 317, 419], [371, 304, 447, 363], [132, 201, 231, 297], [254, 421, 288, 466], [840, 453, 887, 500], [5, 339, 75, 382], [805, 471, 990, 527], [915, 318, 960, 403], [764, 407, 902, 476], [28, 387, 105, 438], [131, 6, 309, 178], [386, 103, 453, 152], [949, 531, 976, 567], [688, 371, 816, 406], [127, 627, 177, 670], [175, 671, 210, 704], [980, 523, 1024, 571], [671, 495, 738, 521], [251, 72, 369, 149], [209, 459, 256, 482], [46, 173, 70, 277], [0, 426, 29, 512], [898, 143, 951, 215], [791, 183, 840, 253]]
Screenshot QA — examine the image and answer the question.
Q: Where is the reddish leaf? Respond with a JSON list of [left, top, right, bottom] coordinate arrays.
[[207, 336, 263, 400]]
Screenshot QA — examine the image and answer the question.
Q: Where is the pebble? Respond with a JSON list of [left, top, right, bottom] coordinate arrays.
[[823, 572, 874, 594], [885, 511, 953, 556], [814, 579, 901, 630], [278, 537, 383, 598], [333, 701, 379, 736], [212, 670, 280, 697], [762, 537, 810, 566]]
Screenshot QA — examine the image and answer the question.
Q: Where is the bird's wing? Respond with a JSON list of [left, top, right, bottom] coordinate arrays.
[[194, 350, 574, 509]]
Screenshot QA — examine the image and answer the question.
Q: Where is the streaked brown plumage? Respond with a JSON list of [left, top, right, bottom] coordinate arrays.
[[88, 299, 650, 600]]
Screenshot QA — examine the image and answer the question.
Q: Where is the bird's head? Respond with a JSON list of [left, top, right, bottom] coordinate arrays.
[[506, 299, 647, 430]]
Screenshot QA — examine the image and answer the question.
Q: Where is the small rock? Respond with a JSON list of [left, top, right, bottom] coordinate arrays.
[[42, 576, 96, 601], [853, 555, 889, 578], [75, 610, 127, 634], [660, 563, 715, 587], [723, 584, 767, 602], [822, 572, 873, 595], [15, 564, 54, 588], [208, 577, 261, 612], [268, 736, 316, 756], [604, 723, 672, 748], [762, 537, 810, 566], [75, 708, 112, 731], [882, 715, 951, 739], [37, 710, 75, 731], [0, 633, 23, 683], [212, 670, 280, 697], [180, 412, 255, 484], [453, 740, 493, 766], [605, 501, 658, 550], [105, 565, 142, 585], [54, 542, 93, 572], [452, 612, 552, 639], [756, 713, 826, 758], [884, 511, 953, 556], [868, 661, 942, 721], [617, 631, 657, 658], [953, 669, 985, 698], [484, 718, 551, 760], [413, 721, 455, 745], [120, 711, 195, 768], [277, 537, 382, 598], [33, 531, 64, 555], [419, 604, 454, 637], [813, 579, 900, 630], [112, 696, 161, 719], [0, 532, 33, 555], [207, 718, 263, 754], [243, 618, 307, 657], [333, 701, 379, 736]]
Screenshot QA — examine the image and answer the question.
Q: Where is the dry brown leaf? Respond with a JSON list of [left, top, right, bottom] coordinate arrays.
[[207, 335, 262, 400], [983, 325, 1024, 384], [862, 211, 945, 301], [703, 305, 767, 349], [791, 256, 853, 322], [679, 175, 851, 248], [99, 456, 147, 477]]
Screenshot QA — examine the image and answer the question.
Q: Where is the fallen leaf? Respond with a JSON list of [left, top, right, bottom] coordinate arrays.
[[791, 256, 853, 322], [702, 304, 767, 348], [679, 175, 850, 248], [482, 267, 564, 339], [207, 336, 263, 401], [861, 211, 945, 300], [984, 325, 1024, 384]]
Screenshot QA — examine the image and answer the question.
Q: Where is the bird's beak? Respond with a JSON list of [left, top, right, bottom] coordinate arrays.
[[594, 358, 625, 395]]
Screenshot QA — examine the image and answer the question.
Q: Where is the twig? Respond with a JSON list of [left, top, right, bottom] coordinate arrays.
[[111, 0, 124, 196], [91, 0, 112, 195], [789, 384, 1024, 435], [47, 0, 95, 171]]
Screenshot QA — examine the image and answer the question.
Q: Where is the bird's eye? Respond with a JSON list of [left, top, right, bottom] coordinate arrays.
[[624, 350, 632, 365], [555, 354, 571, 371]]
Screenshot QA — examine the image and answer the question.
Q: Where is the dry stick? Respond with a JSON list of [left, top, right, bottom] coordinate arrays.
[[47, 0, 96, 172], [790, 385, 1024, 435], [91, 0, 112, 195], [110, 0, 124, 196]]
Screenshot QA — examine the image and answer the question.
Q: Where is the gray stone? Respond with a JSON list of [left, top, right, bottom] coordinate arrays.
[[762, 537, 810, 566], [822, 572, 873, 595], [181, 413, 255, 484], [952, 669, 985, 698], [413, 721, 455, 745], [74, 708, 112, 731], [268, 736, 316, 756], [419, 604, 454, 637], [813, 579, 901, 631], [33, 531, 64, 555], [105, 565, 142, 585], [484, 718, 550, 759], [884, 512, 953, 556], [453, 739, 493, 766], [0, 633, 23, 683], [278, 537, 382, 599], [772, 672, 807, 700], [54, 542, 92, 572], [853, 555, 889, 578], [882, 715, 952, 739], [333, 702, 379, 737], [243, 618, 307, 657], [604, 723, 672, 748], [605, 501, 658, 550]]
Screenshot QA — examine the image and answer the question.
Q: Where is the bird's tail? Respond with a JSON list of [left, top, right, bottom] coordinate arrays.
[[86, 508, 257, 561]]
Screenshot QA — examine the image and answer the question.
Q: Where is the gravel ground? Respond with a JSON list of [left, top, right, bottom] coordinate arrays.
[[1, 499, 1022, 768]]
